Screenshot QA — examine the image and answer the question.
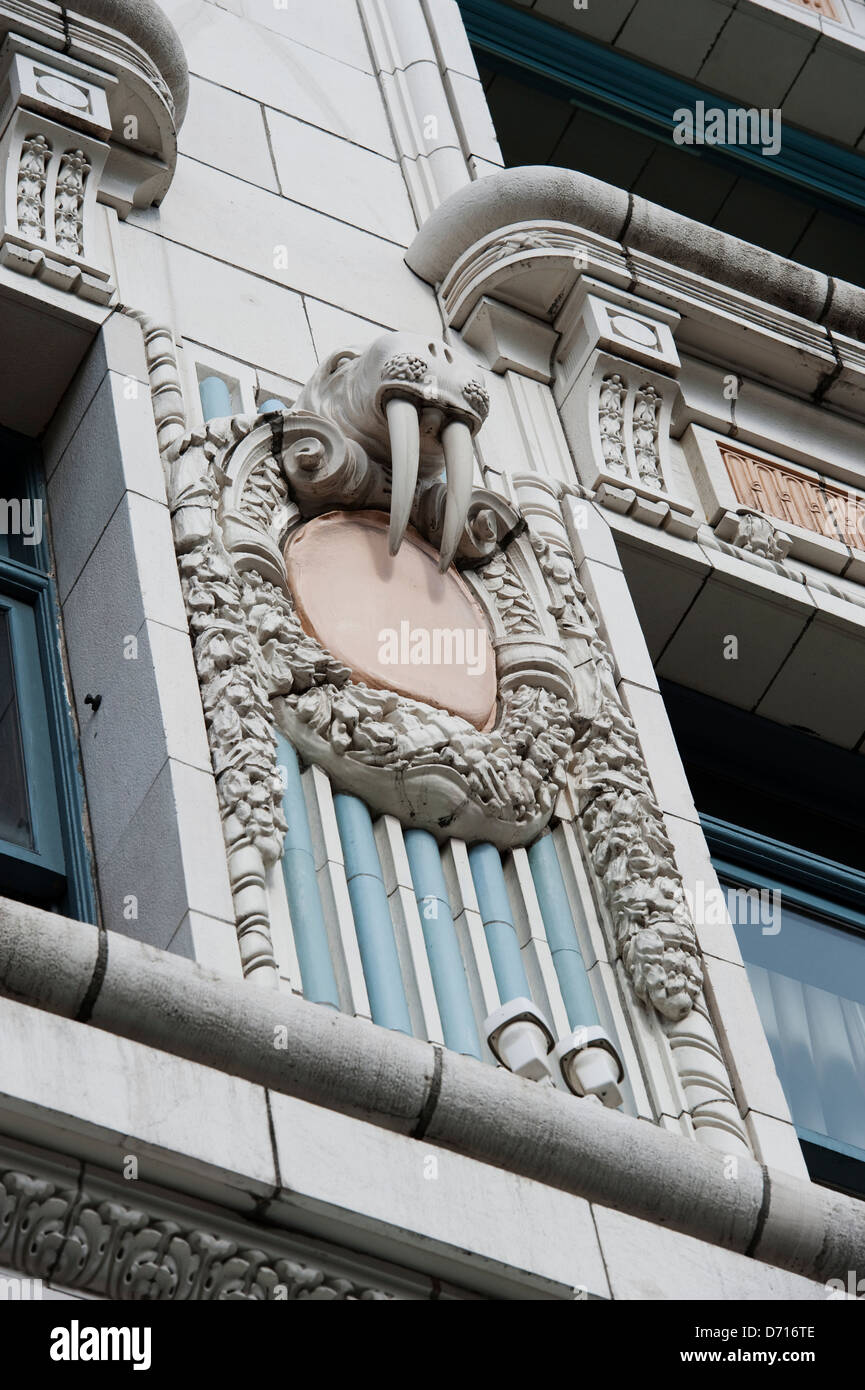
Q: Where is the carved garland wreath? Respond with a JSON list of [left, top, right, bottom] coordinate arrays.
[[167, 404, 702, 1020]]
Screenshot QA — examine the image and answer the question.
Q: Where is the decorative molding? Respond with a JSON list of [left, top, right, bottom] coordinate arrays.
[[0, 93, 112, 300], [0, 34, 114, 138], [632, 383, 663, 489], [432, 220, 628, 334], [425, 209, 838, 411], [721, 444, 865, 553], [133, 319, 721, 1031], [520, 485, 703, 1023], [406, 171, 865, 397], [556, 348, 695, 534], [0, 0, 187, 125], [128, 313, 188, 458], [661, 996, 754, 1153], [0, 1166, 395, 1301], [704, 523, 865, 616], [478, 549, 544, 636], [598, 373, 628, 481], [720, 508, 793, 562], [132, 316, 282, 986], [791, 0, 838, 16], [54, 147, 89, 256], [0, 5, 187, 262], [555, 281, 681, 382], [16, 130, 46, 239]]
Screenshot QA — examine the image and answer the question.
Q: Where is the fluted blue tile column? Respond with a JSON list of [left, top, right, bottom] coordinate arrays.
[[528, 833, 599, 1028], [468, 842, 531, 1004], [404, 829, 481, 1058], [275, 734, 340, 1007], [334, 794, 412, 1035]]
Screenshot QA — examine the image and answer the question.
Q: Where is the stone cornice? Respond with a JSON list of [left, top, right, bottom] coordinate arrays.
[[405, 166, 865, 347], [1, 897, 863, 1285], [66, 0, 187, 124], [0, 0, 188, 124]]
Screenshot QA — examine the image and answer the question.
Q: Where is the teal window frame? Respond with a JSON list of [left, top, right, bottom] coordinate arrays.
[[704, 815, 865, 932], [461, 0, 865, 219], [0, 431, 95, 921], [703, 814, 865, 1196]]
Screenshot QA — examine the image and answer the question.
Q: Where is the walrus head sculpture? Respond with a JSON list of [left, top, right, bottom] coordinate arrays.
[[293, 332, 490, 571]]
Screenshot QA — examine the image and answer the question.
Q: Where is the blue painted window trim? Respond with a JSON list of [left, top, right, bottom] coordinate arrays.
[[702, 814, 865, 933], [796, 1127, 865, 1167], [460, 0, 865, 217], [0, 439, 96, 922]]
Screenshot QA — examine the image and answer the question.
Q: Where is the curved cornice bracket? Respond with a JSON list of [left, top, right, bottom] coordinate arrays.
[[0, 0, 189, 219], [406, 166, 865, 344], [63, 0, 189, 125]]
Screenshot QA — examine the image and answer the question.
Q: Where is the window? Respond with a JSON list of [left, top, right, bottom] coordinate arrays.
[[663, 681, 865, 1198], [708, 818, 865, 1199], [0, 427, 94, 919]]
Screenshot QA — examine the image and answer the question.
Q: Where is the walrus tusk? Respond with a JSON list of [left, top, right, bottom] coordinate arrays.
[[385, 396, 420, 556], [439, 418, 474, 572]]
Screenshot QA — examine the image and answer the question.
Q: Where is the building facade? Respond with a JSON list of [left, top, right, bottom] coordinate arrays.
[[0, 0, 864, 1302]]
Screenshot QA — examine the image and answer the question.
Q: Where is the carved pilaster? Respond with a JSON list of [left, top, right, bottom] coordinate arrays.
[[131, 318, 282, 987], [514, 473, 752, 1156], [171, 418, 287, 987]]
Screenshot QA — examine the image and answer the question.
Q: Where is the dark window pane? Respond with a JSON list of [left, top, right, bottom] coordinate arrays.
[[474, 47, 865, 287], [0, 609, 32, 848]]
